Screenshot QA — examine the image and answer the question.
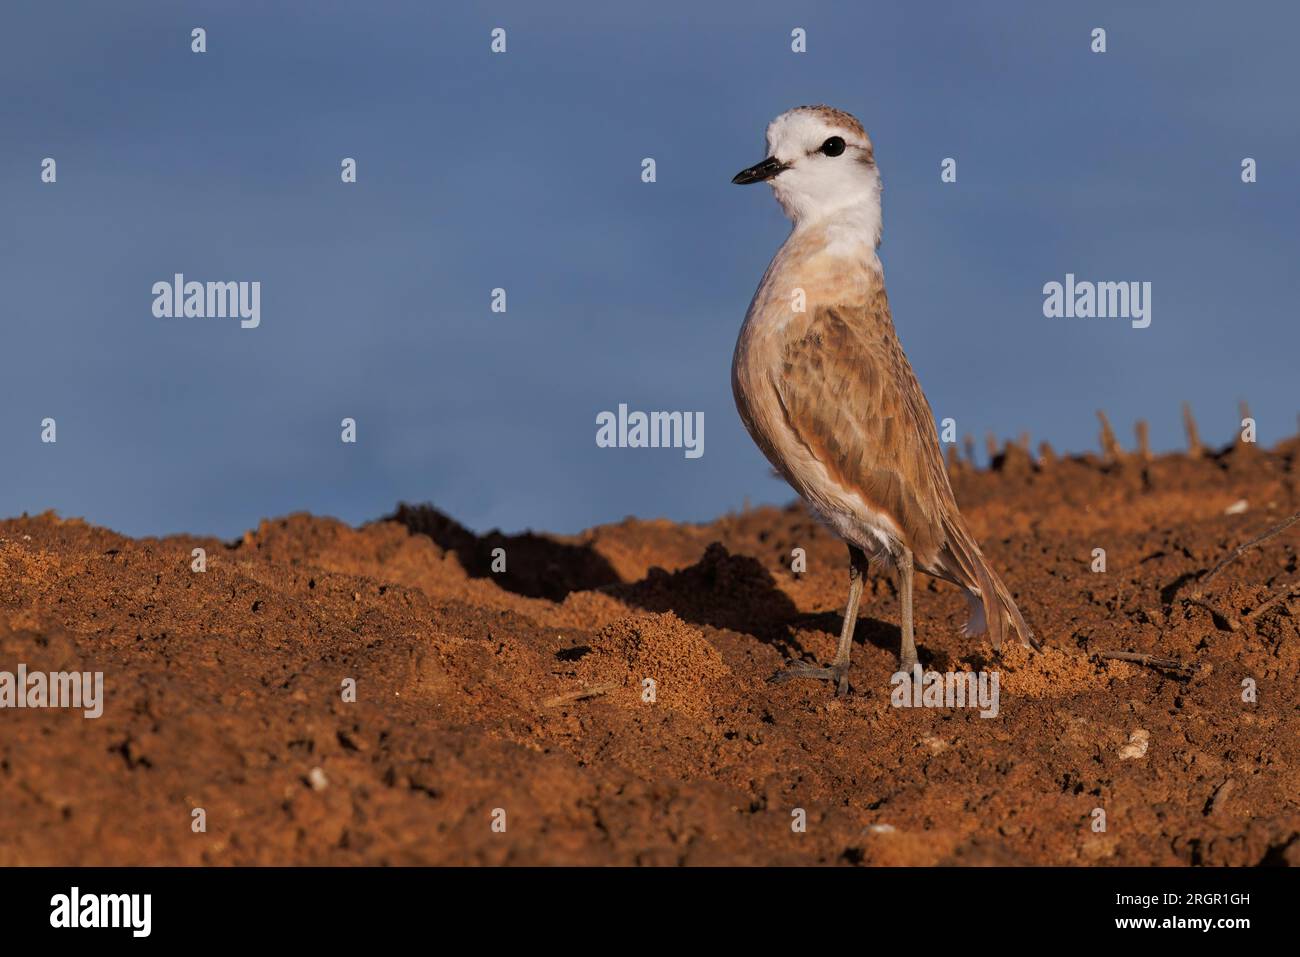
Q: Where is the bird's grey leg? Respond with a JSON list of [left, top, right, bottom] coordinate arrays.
[[897, 546, 918, 671], [769, 544, 867, 696], [829, 545, 868, 694]]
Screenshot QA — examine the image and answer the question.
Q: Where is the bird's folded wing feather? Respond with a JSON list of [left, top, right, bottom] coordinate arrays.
[[770, 301, 959, 567], [770, 300, 1030, 650]]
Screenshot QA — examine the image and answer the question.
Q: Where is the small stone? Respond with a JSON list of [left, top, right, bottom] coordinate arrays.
[[1224, 499, 1248, 515], [1118, 729, 1149, 760], [920, 734, 949, 754], [1082, 835, 1117, 860], [307, 767, 329, 791]]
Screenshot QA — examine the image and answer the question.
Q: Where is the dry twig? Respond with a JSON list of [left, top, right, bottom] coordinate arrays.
[[1182, 402, 1203, 458], [1134, 419, 1152, 461], [1096, 410, 1123, 462], [1091, 650, 1193, 675], [1195, 510, 1300, 594], [541, 683, 615, 708], [1241, 582, 1300, 624]]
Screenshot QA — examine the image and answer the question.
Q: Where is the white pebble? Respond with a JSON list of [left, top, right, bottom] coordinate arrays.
[[1118, 729, 1149, 760]]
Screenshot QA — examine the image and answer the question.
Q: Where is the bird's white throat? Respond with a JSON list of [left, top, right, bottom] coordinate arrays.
[[772, 166, 882, 247]]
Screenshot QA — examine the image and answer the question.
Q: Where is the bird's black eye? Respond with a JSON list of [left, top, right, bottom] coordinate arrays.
[[820, 136, 846, 157]]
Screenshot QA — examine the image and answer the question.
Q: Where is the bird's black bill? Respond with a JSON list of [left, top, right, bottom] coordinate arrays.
[[731, 156, 788, 185]]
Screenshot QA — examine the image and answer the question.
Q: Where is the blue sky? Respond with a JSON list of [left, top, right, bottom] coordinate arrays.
[[2, 1, 1297, 538]]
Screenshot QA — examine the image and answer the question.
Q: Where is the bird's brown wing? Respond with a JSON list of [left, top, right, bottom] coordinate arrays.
[[772, 299, 1036, 650], [772, 300, 953, 563]]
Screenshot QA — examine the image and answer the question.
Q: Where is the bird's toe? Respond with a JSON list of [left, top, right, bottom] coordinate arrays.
[[768, 658, 851, 696]]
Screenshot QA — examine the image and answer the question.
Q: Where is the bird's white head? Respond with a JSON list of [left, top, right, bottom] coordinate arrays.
[[733, 105, 882, 244]]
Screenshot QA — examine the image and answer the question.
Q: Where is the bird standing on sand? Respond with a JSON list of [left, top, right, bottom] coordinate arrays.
[[731, 105, 1038, 695]]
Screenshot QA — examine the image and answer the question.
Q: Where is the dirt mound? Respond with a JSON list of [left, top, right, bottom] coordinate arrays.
[[1, 431, 1298, 865], [575, 612, 735, 718]]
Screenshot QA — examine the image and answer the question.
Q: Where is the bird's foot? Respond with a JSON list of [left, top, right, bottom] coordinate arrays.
[[768, 658, 851, 697]]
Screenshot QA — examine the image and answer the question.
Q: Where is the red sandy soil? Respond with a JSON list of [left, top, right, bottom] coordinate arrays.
[[1, 437, 1298, 865]]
